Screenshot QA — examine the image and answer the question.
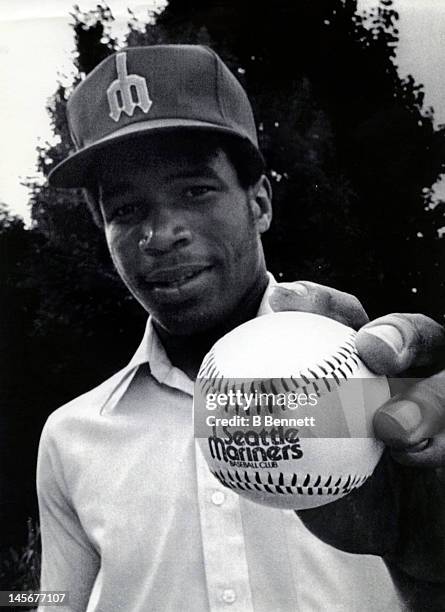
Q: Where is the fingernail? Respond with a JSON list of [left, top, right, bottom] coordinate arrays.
[[363, 325, 404, 354], [380, 400, 423, 437], [276, 283, 308, 297], [405, 439, 429, 453]]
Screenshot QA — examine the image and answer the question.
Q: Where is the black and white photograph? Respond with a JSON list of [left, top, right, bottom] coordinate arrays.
[[1, 1, 444, 610]]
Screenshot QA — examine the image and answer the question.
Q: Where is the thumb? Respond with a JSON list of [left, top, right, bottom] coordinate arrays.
[[268, 282, 369, 330], [373, 371, 445, 467]]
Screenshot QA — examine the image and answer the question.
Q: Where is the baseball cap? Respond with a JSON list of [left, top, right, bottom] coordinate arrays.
[[48, 45, 261, 188]]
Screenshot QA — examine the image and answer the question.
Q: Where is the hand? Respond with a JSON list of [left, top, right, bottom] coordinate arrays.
[[269, 281, 445, 604], [270, 282, 445, 467], [269, 282, 445, 467]]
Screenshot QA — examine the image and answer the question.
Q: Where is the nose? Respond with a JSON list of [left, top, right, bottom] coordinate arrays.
[[138, 209, 192, 255]]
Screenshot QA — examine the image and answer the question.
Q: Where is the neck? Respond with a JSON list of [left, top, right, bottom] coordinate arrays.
[[154, 273, 269, 380]]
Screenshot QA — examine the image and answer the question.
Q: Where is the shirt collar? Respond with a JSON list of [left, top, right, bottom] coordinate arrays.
[[257, 271, 277, 317], [101, 272, 277, 413], [133, 271, 276, 364]]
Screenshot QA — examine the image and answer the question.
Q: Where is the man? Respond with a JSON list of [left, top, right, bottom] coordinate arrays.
[[38, 45, 445, 611]]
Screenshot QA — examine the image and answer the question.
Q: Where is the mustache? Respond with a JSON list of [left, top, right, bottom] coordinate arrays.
[[137, 257, 214, 283]]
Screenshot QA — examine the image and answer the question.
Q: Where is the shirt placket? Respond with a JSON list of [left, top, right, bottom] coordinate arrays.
[[195, 442, 255, 612]]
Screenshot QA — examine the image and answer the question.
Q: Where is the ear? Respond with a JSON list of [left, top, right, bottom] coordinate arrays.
[[248, 174, 273, 234]]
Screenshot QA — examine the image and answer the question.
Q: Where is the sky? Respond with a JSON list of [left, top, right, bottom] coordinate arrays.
[[1, 0, 445, 224]]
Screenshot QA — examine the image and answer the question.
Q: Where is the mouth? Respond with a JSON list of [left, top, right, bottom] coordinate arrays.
[[144, 265, 213, 293]]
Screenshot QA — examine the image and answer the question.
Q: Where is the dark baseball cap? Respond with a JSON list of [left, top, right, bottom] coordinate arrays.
[[48, 44, 261, 188]]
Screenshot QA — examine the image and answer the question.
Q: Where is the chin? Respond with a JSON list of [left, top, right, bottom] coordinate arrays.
[[154, 305, 229, 337]]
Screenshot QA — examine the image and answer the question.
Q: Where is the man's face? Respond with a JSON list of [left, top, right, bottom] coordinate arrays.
[[98, 140, 271, 336]]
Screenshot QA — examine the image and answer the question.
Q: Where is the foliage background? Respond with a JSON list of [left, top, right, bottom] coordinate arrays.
[[1, 0, 444, 586]]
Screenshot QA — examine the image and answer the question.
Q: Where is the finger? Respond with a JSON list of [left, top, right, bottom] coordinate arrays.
[[268, 282, 369, 330], [356, 313, 445, 376], [390, 435, 445, 468], [374, 371, 445, 467]]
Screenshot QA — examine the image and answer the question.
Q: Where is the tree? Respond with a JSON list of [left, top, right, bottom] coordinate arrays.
[[4, 0, 445, 558], [128, 0, 445, 320], [30, 0, 445, 328], [0, 205, 43, 554], [27, 4, 147, 397], [1, 5, 146, 557]]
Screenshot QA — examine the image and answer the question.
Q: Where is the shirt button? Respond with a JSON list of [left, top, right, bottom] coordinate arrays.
[[211, 490, 225, 506], [221, 588, 236, 604]]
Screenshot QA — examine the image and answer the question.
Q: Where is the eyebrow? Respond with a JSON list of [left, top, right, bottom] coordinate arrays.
[[99, 182, 134, 201], [99, 165, 221, 200], [167, 166, 222, 180]]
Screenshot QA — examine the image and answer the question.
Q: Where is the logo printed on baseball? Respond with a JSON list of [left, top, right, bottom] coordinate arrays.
[[195, 311, 390, 510]]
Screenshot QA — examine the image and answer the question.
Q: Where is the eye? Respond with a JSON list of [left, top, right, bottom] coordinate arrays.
[[184, 185, 215, 198], [108, 202, 139, 222]]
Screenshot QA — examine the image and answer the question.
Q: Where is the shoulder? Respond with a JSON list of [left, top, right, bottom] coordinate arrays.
[[37, 366, 135, 498], [40, 366, 132, 445]]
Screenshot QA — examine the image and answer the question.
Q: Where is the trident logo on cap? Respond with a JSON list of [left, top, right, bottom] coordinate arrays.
[[107, 52, 152, 122]]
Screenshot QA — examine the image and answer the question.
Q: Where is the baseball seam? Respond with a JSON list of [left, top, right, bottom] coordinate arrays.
[[212, 468, 369, 496], [197, 331, 361, 412]]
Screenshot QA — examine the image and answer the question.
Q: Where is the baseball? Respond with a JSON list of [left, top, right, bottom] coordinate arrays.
[[195, 311, 390, 510]]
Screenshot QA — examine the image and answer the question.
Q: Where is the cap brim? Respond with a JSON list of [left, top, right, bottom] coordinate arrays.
[[48, 119, 259, 188]]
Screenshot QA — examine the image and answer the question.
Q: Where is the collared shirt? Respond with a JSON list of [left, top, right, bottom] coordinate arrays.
[[37, 278, 401, 611]]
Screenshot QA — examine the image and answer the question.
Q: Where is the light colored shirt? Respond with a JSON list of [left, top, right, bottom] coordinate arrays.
[[37, 278, 401, 612]]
